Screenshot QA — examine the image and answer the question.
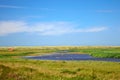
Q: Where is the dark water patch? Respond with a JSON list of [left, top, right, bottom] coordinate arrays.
[[24, 53, 120, 62]]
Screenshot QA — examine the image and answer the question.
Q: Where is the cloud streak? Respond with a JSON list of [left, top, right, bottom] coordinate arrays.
[[0, 5, 53, 11], [0, 5, 25, 9], [96, 10, 113, 13], [0, 21, 107, 36]]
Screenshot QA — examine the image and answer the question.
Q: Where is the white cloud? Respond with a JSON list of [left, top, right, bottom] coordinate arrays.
[[0, 21, 27, 36], [0, 21, 107, 36]]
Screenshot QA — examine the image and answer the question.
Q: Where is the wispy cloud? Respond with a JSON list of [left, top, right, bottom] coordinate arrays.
[[0, 5, 53, 11], [21, 16, 44, 19], [96, 10, 113, 13], [0, 5, 25, 9], [0, 21, 107, 36]]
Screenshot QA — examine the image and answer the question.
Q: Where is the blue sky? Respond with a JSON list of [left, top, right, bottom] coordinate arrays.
[[0, 0, 120, 46]]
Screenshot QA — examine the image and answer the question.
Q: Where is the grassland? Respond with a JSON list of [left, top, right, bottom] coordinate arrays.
[[69, 46, 120, 58], [0, 46, 120, 80]]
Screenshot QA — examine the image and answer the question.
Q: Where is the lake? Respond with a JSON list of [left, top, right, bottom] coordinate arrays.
[[25, 53, 120, 62]]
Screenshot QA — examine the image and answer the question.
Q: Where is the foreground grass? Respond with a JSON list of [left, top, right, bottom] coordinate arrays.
[[0, 60, 120, 80], [0, 46, 120, 80]]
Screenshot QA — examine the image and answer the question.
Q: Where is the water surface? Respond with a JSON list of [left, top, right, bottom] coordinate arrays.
[[25, 53, 120, 62]]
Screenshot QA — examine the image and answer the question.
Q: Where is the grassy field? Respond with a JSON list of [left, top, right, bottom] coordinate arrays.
[[69, 46, 120, 58], [0, 46, 120, 80]]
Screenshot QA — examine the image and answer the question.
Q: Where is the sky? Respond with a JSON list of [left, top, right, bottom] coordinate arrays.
[[0, 0, 120, 46]]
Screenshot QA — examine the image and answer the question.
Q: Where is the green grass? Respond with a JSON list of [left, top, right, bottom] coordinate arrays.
[[68, 46, 120, 58], [0, 46, 120, 80]]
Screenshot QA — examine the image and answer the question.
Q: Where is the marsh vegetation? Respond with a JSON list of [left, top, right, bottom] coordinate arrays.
[[0, 46, 120, 80]]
